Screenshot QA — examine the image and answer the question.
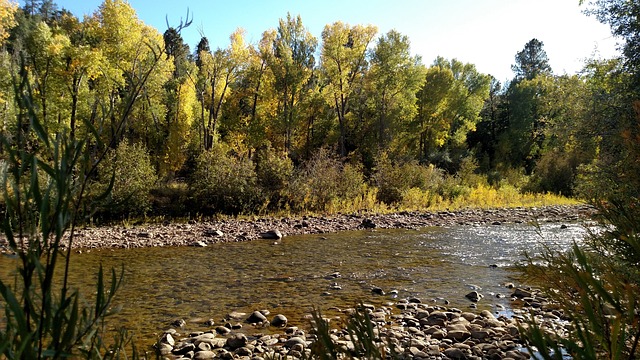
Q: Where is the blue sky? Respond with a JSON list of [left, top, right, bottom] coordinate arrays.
[[44, 0, 619, 82]]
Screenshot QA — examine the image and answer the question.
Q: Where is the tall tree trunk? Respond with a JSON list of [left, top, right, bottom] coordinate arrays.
[[69, 73, 83, 142]]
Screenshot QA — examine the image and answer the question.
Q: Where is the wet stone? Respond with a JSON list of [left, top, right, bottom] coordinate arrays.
[[247, 311, 268, 324], [215, 326, 230, 335], [226, 334, 248, 350], [271, 314, 288, 327]]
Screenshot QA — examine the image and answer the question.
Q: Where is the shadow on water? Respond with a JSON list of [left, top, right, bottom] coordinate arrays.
[[0, 222, 586, 346]]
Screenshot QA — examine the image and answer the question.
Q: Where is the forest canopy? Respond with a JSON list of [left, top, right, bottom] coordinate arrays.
[[0, 0, 637, 218]]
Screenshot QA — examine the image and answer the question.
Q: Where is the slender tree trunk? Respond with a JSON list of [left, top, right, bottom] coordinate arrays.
[[335, 94, 347, 158], [69, 73, 83, 142], [200, 92, 206, 151], [251, 60, 266, 126], [206, 84, 216, 150]]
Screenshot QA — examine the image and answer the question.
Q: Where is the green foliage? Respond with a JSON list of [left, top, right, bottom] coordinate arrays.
[[521, 228, 640, 359], [0, 0, 630, 220], [285, 148, 366, 212], [0, 59, 142, 358], [511, 38, 552, 82], [373, 153, 444, 205], [583, 0, 640, 84], [320, 21, 377, 157], [526, 149, 579, 195], [366, 29, 424, 155], [266, 13, 318, 154], [519, 3, 640, 351], [149, 181, 190, 217], [414, 57, 490, 165], [254, 144, 294, 209], [190, 143, 260, 214], [309, 306, 399, 360], [97, 140, 157, 218], [455, 155, 486, 188]]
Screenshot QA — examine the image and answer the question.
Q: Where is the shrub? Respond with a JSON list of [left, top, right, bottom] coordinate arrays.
[[456, 155, 487, 188], [520, 104, 640, 358], [150, 181, 190, 217], [526, 149, 579, 195], [373, 153, 444, 205], [487, 165, 529, 189], [97, 140, 157, 218], [0, 58, 140, 359], [286, 148, 366, 212], [520, 204, 640, 359], [437, 175, 471, 202], [190, 143, 260, 215], [253, 144, 294, 209]]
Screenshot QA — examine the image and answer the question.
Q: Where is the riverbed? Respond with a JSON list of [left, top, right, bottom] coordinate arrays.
[[0, 220, 587, 348]]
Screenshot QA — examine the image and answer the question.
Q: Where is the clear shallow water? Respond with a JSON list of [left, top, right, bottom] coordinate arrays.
[[0, 222, 586, 346]]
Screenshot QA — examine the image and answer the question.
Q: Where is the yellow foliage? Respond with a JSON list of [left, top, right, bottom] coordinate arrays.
[[0, 0, 17, 45], [162, 81, 196, 174]]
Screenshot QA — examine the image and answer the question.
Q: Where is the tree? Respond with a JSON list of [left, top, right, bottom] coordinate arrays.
[[501, 74, 556, 173], [320, 21, 377, 157], [511, 38, 552, 82], [24, 20, 70, 128], [414, 57, 490, 169], [583, 0, 640, 85], [266, 13, 317, 154], [58, 15, 105, 141], [197, 28, 249, 149], [228, 30, 279, 153], [89, 0, 173, 158], [0, 0, 17, 45], [366, 29, 424, 158], [501, 39, 554, 173], [528, 75, 593, 194], [468, 76, 508, 170]]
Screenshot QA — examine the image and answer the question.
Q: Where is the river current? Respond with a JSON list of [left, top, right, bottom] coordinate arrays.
[[0, 222, 586, 345]]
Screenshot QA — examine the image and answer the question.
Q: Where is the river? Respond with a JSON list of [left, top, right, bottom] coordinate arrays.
[[0, 222, 587, 347]]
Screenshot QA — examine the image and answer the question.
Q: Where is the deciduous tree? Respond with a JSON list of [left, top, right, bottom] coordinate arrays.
[[197, 28, 248, 149], [266, 13, 317, 154], [414, 57, 490, 169], [366, 29, 424, 158], [320, 21, 377, 157]]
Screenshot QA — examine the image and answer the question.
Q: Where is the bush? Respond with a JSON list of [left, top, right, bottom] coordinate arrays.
[[373, 153, 444, 205], [520, 106, 640, 358], [285, 148, 366, 212], [456, 155, 487, 188], [190, 143, 260, 215], [487, 165, 529, 189], [0, 60, 139, 359], [520, 202, 640, 359], [150, 181, 190, 217], [97, 140, 157, 218], [526, 149, 579, 195], [253, 145, 294, 209]]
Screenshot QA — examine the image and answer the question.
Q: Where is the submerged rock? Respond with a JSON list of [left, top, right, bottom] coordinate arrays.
[[465, 291, 483, 302], [260, 230, 282, 240], [271, 314, 288, 327]]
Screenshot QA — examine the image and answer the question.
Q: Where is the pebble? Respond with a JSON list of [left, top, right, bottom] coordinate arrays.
[[29, 205, 593, 251], [155, 282, 567, 360]]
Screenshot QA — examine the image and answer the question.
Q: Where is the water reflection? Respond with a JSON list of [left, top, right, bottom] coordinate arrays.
[[0, 222, 586, 345]]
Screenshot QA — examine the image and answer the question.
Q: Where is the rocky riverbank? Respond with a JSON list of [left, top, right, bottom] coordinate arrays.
[[0, 204, 595, 252], [156, 284, 561, 360]]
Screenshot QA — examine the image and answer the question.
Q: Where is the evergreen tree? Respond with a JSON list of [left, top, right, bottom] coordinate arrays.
[[511, 38, 552, 82]]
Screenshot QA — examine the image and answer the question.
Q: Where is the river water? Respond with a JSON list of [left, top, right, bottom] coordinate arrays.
[[0, 222, 586, 346]]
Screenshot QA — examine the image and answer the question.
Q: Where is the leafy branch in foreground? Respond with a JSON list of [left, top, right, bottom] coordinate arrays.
[[519, 200, 640, 359], [521, 242, 639, 359], [0, 47, 164, 358], [308, 306, 399, 360]]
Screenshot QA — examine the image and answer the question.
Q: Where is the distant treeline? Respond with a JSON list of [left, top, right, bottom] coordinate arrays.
[[0, 0, 638, 218]]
